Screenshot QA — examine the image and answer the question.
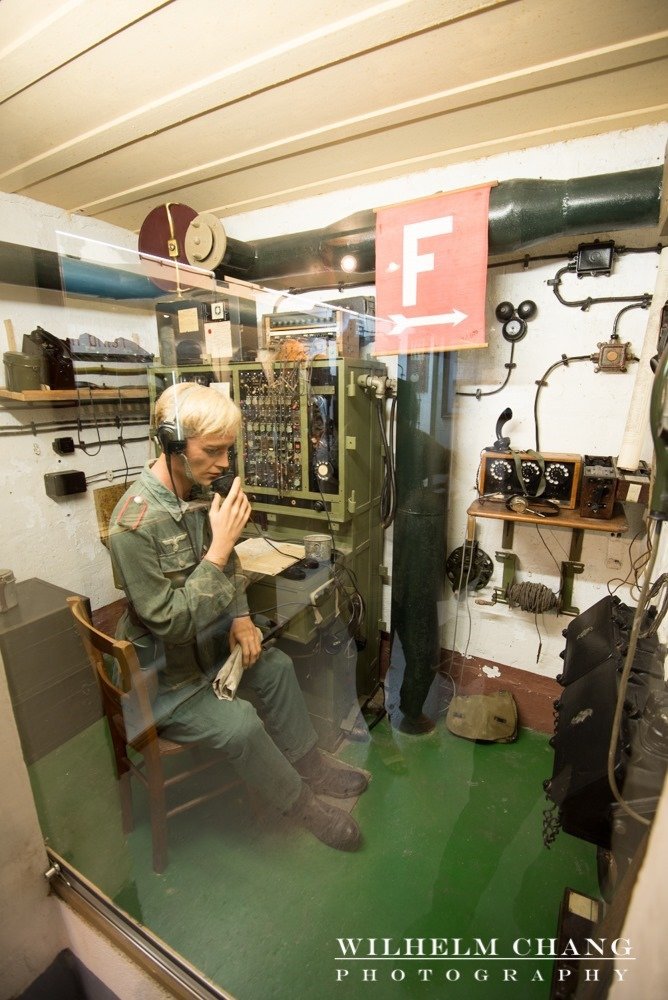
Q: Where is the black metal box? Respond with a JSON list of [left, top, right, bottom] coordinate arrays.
[[0, 578, 101, 763]]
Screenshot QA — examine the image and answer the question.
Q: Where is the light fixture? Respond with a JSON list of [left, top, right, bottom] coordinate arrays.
[[340, 253, 358, 273]]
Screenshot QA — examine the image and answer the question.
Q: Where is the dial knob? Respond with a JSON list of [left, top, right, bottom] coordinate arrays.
[[489, 459, 513, 483], [546, 463, 569, 486], [521, 460, 542, 492]]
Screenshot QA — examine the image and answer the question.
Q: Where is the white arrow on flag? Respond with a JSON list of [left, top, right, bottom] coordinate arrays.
[[386, 310, 468, 336]]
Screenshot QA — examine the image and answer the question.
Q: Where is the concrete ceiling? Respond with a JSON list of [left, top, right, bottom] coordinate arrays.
[[1, 0, 667, 237]]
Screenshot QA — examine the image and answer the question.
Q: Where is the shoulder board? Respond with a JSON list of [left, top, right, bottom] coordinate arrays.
[[114, 493, 149, 531]]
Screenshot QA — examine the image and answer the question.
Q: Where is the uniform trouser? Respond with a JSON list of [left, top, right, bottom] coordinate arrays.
[[157, 646, 318, 811]]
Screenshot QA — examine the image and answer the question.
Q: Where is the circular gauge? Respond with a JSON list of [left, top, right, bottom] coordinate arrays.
[[489, 459, 513, 483], [316, 461, 333, 480], [502, 317, 527, 342], [546, 463, 569, 487], [521, 460, 542, 492]]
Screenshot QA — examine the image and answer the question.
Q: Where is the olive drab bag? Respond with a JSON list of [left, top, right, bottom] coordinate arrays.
[[446, 691, 518, 743]]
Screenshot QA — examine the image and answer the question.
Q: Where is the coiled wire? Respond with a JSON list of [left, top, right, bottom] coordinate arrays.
[[506, 581, 560, 614]]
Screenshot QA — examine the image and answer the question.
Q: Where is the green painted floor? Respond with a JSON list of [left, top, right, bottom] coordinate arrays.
[[29, 716, 599, 1000]]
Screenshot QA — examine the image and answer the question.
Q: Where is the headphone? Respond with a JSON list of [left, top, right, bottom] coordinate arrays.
[[505, 494, 560, 517], [156, 383, 197, 455], [156, 419, 187, 455]]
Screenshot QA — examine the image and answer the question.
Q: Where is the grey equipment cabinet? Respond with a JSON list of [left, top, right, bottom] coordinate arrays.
[[0, 578, 101, 764]]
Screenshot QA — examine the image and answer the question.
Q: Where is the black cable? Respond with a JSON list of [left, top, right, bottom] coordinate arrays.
[[86, 465, 143, 485], [487, 243, 661, 272], [166, 454, 200, 565], [615, 244, 663, 256], [0, 417, 147, 436], [611, 300, 649, 338], [640, 572, 668, 638], [533, 353, 594, 452], [118, 438, 131, 486], [246, 515, 311, 561], [74, 434, 149, 450], [456, 341, 517, 399], [377, 394, 397, 527], [75, 389, 103, 456], [488, 251, 574, 270], [534, 524, 565, 580], [549, 263, 652, 311], [607, 519, 663, 826]]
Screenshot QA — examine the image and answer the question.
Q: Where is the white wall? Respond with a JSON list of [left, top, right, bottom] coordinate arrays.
[[225, 123, 668, 678], [0, 193, 156, 611]]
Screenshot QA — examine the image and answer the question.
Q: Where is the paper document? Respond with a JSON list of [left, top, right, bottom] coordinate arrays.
[[235, 536, 305, 576]]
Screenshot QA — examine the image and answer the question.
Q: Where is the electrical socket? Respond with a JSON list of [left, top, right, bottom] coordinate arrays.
[[606, 534, 627, 571]]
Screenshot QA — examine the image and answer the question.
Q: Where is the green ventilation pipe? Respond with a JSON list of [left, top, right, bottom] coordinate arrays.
[[248, 164, 664, 285]]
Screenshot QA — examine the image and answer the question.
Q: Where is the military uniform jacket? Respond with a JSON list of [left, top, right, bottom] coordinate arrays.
[[109, 462, 249, 717]]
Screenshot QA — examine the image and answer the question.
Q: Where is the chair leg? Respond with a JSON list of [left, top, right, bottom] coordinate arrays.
[[145, 755, 169, 873], [119, 772, 134, 835]]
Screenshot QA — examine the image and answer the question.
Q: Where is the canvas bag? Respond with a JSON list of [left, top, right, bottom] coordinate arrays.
[[446, 691, 518, 743]]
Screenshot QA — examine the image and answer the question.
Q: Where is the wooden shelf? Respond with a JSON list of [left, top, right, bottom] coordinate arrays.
[[0, 387, 149, 407], [466, 499, 629, 616], [466, 499, 628, 533]]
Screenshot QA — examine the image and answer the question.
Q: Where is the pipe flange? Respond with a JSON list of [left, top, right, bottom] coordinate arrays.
[[185, 212, 228, 270]]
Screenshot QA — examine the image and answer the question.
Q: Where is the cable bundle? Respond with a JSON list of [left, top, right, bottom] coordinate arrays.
[[507, 580, 560, 614]]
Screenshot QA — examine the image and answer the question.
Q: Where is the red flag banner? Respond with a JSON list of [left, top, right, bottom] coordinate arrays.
[[374, 185, 491, 355]]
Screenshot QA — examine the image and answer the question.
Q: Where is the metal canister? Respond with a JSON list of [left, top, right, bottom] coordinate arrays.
[[0, 570, 18, 613], [3, 351, 43, 391]]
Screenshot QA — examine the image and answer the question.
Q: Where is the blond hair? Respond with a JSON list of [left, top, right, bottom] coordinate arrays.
[[154, 382, 241, 440]]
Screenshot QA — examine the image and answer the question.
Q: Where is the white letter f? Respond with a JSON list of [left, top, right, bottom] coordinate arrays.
[[402, 215, 453, 307]]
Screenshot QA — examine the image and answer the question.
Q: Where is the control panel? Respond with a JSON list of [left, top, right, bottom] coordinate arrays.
[[479, 451, 582, 508], [579, 455, 618, 519], [231, 358, 387, 522]]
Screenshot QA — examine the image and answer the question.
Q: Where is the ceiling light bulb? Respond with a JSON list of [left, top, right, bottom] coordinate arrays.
[[340, 254, 357, 273]]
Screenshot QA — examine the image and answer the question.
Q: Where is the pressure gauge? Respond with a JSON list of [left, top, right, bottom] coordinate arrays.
[[489, 458, 513, 482]]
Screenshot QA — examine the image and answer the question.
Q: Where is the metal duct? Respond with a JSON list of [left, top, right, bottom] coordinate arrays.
[[487, 166, 664, 253], [239, 164, 664, 288], [1, 163, 662, 300]]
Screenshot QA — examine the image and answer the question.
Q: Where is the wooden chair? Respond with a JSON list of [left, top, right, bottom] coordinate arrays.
[[67, 595, 240, 873]]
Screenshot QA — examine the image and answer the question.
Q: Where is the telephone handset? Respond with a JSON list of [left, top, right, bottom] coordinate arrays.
[[211, 471, 235, 497]]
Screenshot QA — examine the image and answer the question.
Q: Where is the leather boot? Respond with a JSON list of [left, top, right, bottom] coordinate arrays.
[[398, 712, 435, 735], [287, 784, 362, 852], [295, 745, 369, 799]]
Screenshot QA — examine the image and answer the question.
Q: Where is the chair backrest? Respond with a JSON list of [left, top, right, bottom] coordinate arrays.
[[67, 595, 158, 754]]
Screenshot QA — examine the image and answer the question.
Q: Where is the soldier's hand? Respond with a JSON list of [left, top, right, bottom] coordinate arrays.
[[229, 615, 262, 668], [204, 477, 250, 567]]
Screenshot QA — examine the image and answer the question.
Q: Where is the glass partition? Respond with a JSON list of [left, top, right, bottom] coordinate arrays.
[[1, 229, 664, 1000]]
